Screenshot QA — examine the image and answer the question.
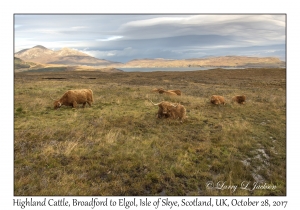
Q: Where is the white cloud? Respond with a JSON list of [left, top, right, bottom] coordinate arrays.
[[96, 36, 123, 41], [122, 16, 186, 27], [120, 15, 285, 43]]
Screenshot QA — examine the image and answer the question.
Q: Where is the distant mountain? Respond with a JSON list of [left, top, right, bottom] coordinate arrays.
[[15, 45, 285, 70], [15, 45, 121, 66], [120, 56, 285, 68]]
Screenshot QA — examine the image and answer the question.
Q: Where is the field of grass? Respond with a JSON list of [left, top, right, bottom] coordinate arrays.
[[14, 68, 286, 196]]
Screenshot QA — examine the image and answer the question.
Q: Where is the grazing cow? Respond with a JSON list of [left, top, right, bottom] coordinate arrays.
[[150, 100, 187, 122], [210, 95, 226, 105], [232, 95, 246, 104], [52, 89, 94, 109]]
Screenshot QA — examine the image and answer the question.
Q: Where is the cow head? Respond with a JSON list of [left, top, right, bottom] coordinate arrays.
[[158, 89, 165, 94], [54, 100, 62, 109], [50, 94, 61, 109], [160, 102, 178, 115], [149, 100, 170, 117], [160, 103, 169, 114], [211, 96, 218, 104]]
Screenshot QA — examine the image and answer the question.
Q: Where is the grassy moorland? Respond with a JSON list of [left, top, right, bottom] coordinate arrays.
[[14, 68, 286, 196]]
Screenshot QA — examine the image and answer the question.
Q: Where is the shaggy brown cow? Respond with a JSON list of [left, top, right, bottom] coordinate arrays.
[[150, 100, 186, 122], [210, 95, 226, 105], [232, 95, 246, 104], [52, 89, 94, 109]]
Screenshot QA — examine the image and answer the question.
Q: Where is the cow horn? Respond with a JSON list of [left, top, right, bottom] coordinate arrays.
[[148, 99, 162, 106], [171, 103, 179, 107], [49, 94, 56, 101]]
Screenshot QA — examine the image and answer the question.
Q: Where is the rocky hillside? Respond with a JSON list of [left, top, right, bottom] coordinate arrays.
[[15, 45, 121, 66]]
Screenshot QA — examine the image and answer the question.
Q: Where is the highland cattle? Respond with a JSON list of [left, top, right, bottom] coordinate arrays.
[[210, 95, 226, 105], [232, 95, 246, 104], [52, 89, 94, 109], [150, 100, 186, 122]]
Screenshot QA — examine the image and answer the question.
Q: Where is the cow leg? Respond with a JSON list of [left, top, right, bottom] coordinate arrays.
[[82, 102, 86, 108], [87, 101, 92, 107], [72, 101, 77, 108]]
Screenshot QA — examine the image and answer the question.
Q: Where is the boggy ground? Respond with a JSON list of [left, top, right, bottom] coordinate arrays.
[[14, 68, 286, 195]]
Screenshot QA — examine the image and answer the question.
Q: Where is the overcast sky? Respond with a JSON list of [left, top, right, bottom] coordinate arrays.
[[14, 14, 286, 63]]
